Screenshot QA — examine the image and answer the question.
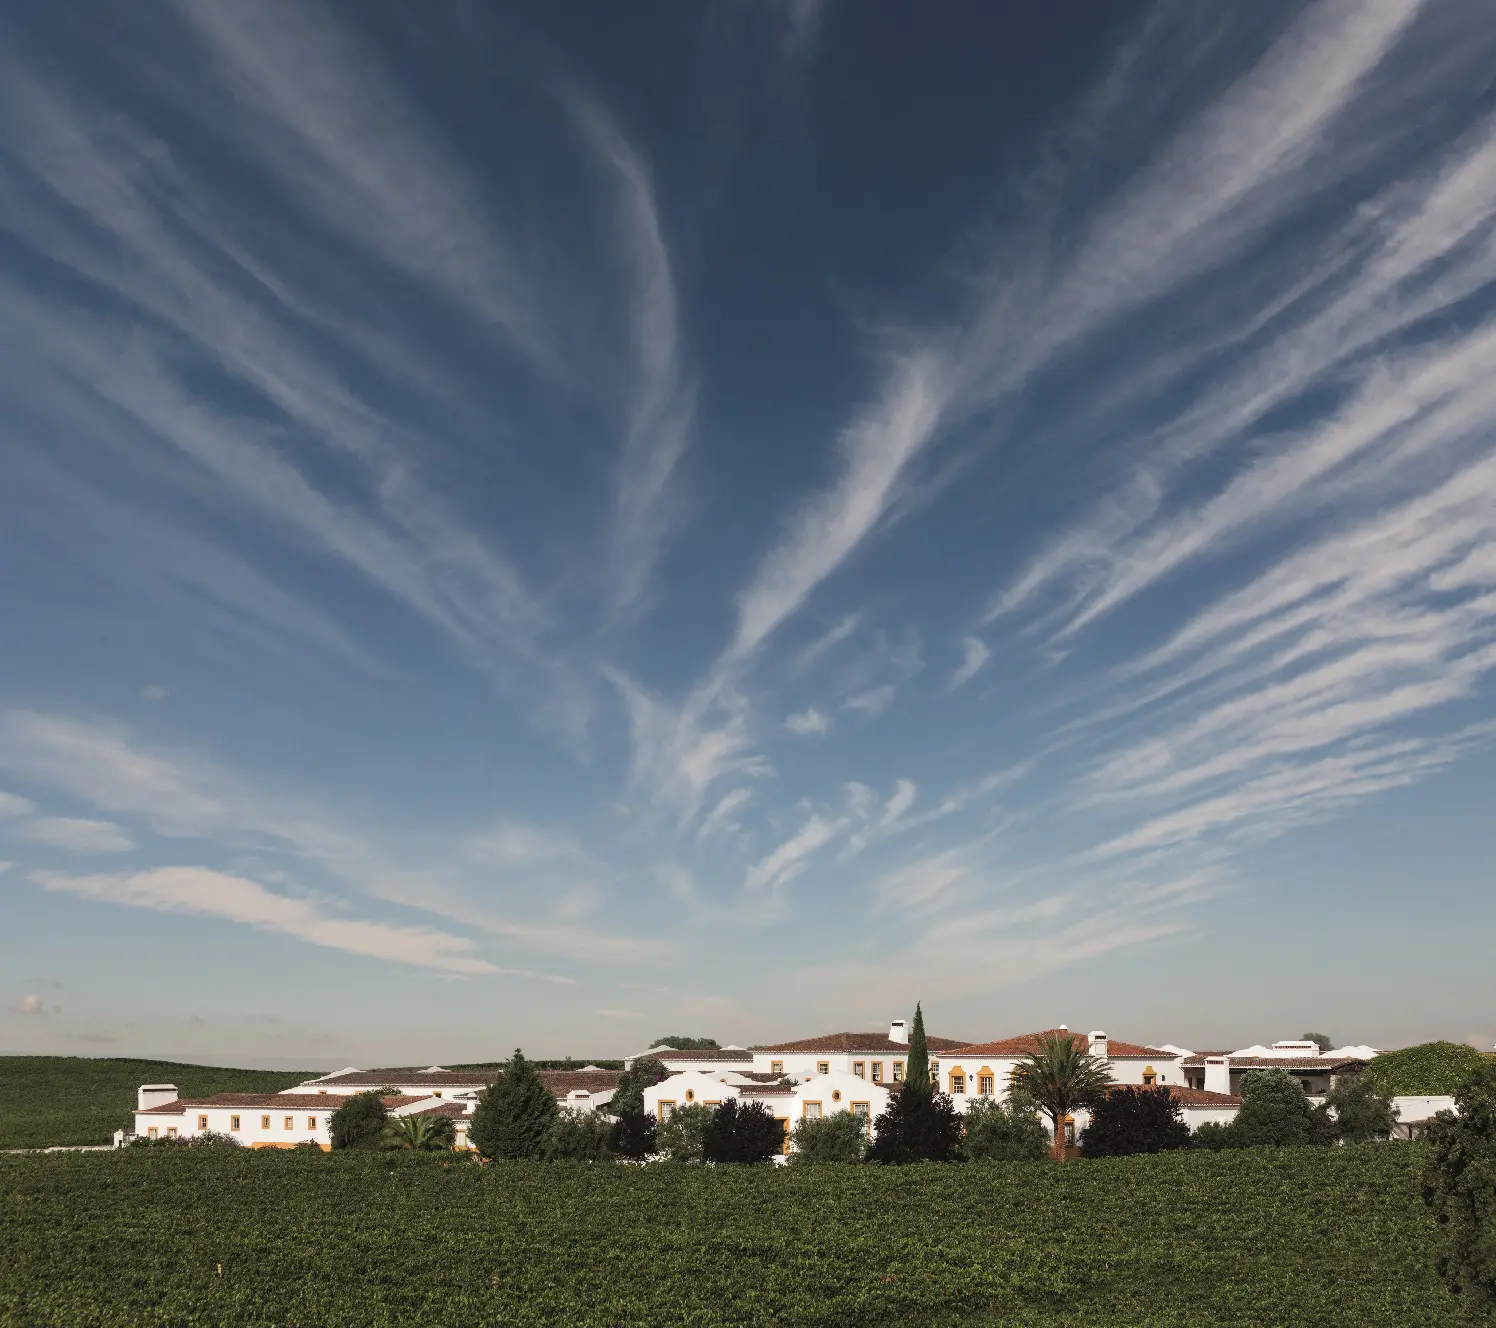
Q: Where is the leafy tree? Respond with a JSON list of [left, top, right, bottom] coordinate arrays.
[[1010, 1031, 1112, 1160], [608, 1056, 667, 1118], [1301, 1032, 1334, 1055], [186, 1131, 243, 1151], [1325, 1073, 1399, 1144], [789, 1110, 867, 1164], [651, 1036, 719, 1050], [960, 1095, 1049, 1162], [329, 1091, 388, 1150], [903, 1002, 933, 1096], [545, 1110, 615, 1162], [703, 1098, 784, 1164], [1235, 1069, 1318, 1147], [468, 1049, 559, 1160], [1081, 1087, 1191, 1158], [866, 1086, 963, 1164], [607, 1109, 657, 1160], [1422, 1060, 1496, 1314], [655, 1102, 715, 1163], [1191, 1120, 1242, 1150], [1367, 1041, 1490, 1097], [379, 1113, 455, 1152]]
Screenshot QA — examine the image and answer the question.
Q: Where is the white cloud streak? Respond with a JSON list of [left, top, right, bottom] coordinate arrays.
[[784, 707, 831, 736], [950, 636, 990, 689], [13, 817, 137, 855]]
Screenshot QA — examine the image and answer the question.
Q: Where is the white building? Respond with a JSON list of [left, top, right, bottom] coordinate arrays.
[[132, 1084, 391, 1148], [745, 1020, 973, 1086], [1181, 1041, 1372, 1097]]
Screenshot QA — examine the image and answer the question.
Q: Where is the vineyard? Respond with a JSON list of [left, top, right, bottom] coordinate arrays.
[[0, 1057, 317, 1152], [0, 1143, 1455, 1326]]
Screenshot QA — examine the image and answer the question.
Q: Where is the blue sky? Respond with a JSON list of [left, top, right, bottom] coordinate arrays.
[[3, 0, 1495, 1067]]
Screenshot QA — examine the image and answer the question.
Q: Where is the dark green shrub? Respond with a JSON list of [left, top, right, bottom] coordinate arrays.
[[329, 1092, 388, 1150], [961, 1096, 1049, 1162], [469, 1049, 559, 1160], [656, 1102, 715, 1162], [1422, 1061, 1496, 1314], [546, 1111, 615, 1161], [866, 1087, 963, 1164], [1325, 1074, 1398, 1143], [1192, 1120, 1243, 1150], [1368, 1042, 1492, 1097], [1235, 1070, 1317, 1147], [703, 1099, 783, 1164], [608, 1057, 667, 1118], [789, 1110, 866, 1164], [1081, 1087, 1191, 1158], [607, 1109, 657, 1160]]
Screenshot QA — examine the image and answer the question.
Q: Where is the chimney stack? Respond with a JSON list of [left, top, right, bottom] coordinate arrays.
[[1088, 1031, 1109, 1061], [889, 1019, 909, 1044], [137, 1084, 179, 1111], [1204, 1057, 1230, 1096]]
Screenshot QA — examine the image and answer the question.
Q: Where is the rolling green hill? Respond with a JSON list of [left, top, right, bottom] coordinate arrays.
[[0, 1056, 319, 1151]]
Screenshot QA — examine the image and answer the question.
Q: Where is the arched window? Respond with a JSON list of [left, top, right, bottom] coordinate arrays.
[[1142, 1066, 1157, 1087]]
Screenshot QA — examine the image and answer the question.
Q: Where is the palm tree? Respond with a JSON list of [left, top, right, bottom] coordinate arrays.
[[378, 1112, 456, 1152], [1009, 1032, 1112, 1160]]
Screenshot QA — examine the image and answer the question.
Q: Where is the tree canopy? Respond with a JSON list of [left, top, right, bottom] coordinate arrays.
[[607, 1109, 657, 1160], [378, 1113, 454, 1152], [702, 1099, 783, 1164], [903, 1003, 932, 1096], [789, 1110, 867, 1164], [865, 1086, 962, 1164], [1324, 1074, 1398, 1144], [1009, 1032, 1111, 1160], [608, 1056, 667, 1118], [328, 1091, 388, 1150], [545, 1110, 615, 1162], [650, 1036, 719, 1050], [959, 1095, 1049, 1162], [655, 1102, 714, 1163], [1422, 1060, 1496, 1313], [468, 1049, 559, 1160], [1301, 1032, 1334, 1054], [1080, 1087, 1191, 1158]]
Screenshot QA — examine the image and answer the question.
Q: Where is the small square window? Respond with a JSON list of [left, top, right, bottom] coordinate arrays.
[[852, 1061, 865, 1078], [770, 1060, 784, 1076], [433, 1091, 442, 1098], [198, 1115, 209, 1130], [803, 1101, 822, 1120], [166, 1127, 177, 1139], [230, 1115, 241, 1131], [816, 1061, 830, 1075], [871, 1062, 883, 1083], [979, 1075, 994, 1096], [659, 1100, 676, 1119], [951, 1074, 966, 1095], [147, 1127, 158, 1139], [284, 1116, 294, 1130], [892, 1061, 904, 1082], [307, 1117, 317, 1131], [261, 1115, 271, 1130]]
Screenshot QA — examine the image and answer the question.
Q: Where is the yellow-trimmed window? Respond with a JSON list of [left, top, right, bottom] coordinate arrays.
[[950, 1072, 966, 1094], [434, 1090, 442, 1098], [147, 1127, 158, 1139], [930, 1060, 940, 1084], [770, 1060, 784, 1076], [166, 1127, 177, 1139], [198, 1114, 209, 1130], [307, 1116, 317, 1130], [261, 1115, 271, 1130], [230, 1115, 241, 1131], [284, 1116, 294, 1130], [871, 1061, 883, 1083], [852, 1061, 865, 1078], [892, 1061, 904, 1081], [979, 1075, 994, 1096], [816, 1061, 830, 1075], [1142, 1066, 1157, 1086], [803, 1101, 822, 1120], [778, 1119, 790, 1154], [659, 1100, 676, 1119]]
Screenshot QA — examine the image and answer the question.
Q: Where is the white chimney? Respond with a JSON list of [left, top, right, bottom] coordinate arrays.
[[137, 1084, 179, 1111], [889, 1019, 909, 1044], [1204, 1057, 1230, 1095], [1088, 1031, 1109, 1061]]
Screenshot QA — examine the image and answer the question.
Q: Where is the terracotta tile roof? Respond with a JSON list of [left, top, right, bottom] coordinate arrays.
[[137, 1092, 354, 1115], [947, 1030, 1172, 1060], [646, 1047, 753, 1062], [539, 1070, 619, 1095], [738, 1084, 795, 1097], [304, 1069, 495, 1090], [1180, 1055, 1366, 1071], [750, 1032, 970, 1055], [408, 1101, 472, 1120], [1163, 1086, 1242, 1107]]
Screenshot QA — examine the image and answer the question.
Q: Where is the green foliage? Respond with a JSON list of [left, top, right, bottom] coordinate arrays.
[[0, 1146, 1459, 1324], [608, 1109, 657, 1160], [651, 1036, 719, 1051], [903, 1002, 932, 1097], [0, 1055, 316, 1150], [866, 1087, 963, 1164], [1302, 1032, 1334, 1054], [960, 1095, 1050, 1162], [468, 1049, 559, 1161], [656, 1102, 715, 1163], [702, 1099, 783, 1164], [789, 1109, 867, 1164], [609, 1056, 667, 1118], [1010, 1033, 1113, 1157], [1191, 1120, 1242, 1151], [328, 1092, 388, 1151], [378, 1113, 455, 1152], [1081, 1087, 1191, 1158], [1422, 1061, 1496, 1315], [1235, 1069, 1319, 1148], [1367, 1042, 1493, 1097], [546, 1111, 616, 1162], [1326, 1075, 1399, 1144]]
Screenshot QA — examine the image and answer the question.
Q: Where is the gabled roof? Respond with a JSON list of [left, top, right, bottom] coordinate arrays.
[[538, 1070, 619, 1095], [947, 1030, 1172, 1060], [137, 1092, 412, 1115], [300, 1069, 496, 1090], [644, 1047, 754, 1062], [750, 1032, 970, 1055]]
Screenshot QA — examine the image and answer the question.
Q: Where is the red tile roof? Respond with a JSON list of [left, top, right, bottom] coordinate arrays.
[[1180, 1055, 1365, 1071], [646, 1047, 754, 1062], [303, 1069, 495, 1089], [751, 1032, 970, 1055], [1164, 1086, 1242, 1107], [538, 1070, 619, 1095], [947, 1030, 1172, 1060], [136, 1092, 359, 1115], [408, 1102, 472, 1120]]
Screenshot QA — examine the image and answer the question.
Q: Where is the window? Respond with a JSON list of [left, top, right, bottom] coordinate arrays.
[[147, 1127, 158, 1139], [816, 1061, 830, 1075], [831, 1090, 841, 1103], [892, 1061, 904, 1082], [198, 1115, 209, 1130], [307, 1117, 317, 1131], [261, 1115, 271, 1130], [433, 1091, 442, 1098], [950, 1073, 966, 1095], [685, 1089, 695, 1103], [871, 1062, 883, 1084], [803, 1101, 822, 1120], [929, 1060, 940, 1084], [230, 1115, 241, 1131], [166, 1128, 178, 1139], [770, 1060, 784, 1076], [851, 1102, 870, 1120], [979, 1075, 994, 1096], [852, 1061, 865, 1078], [659, 1101, 676, 1119], [1064, 1119, 1076, 1146], [778, 1119, 791, 1155], [1142, 1067, 1157, 1087]]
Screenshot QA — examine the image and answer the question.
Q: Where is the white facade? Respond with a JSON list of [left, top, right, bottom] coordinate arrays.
[[133, 1088, 345, 1148]]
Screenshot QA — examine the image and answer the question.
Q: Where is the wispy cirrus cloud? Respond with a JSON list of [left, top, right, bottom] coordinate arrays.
[[784, 707, 831, 737], [13, 817, 137, 855], [950, 636, 990, 689]]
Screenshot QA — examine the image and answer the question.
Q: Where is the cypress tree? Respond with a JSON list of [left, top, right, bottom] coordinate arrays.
[[468, 1049, 559, 1160], [903, 1002, 932, 1097]]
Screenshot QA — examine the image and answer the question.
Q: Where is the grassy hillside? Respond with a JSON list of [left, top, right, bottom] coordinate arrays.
[[1363, 1041, 1494, 1097], [0, 1144, 1453, 1326], [0, 1057, 319, 1151]]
